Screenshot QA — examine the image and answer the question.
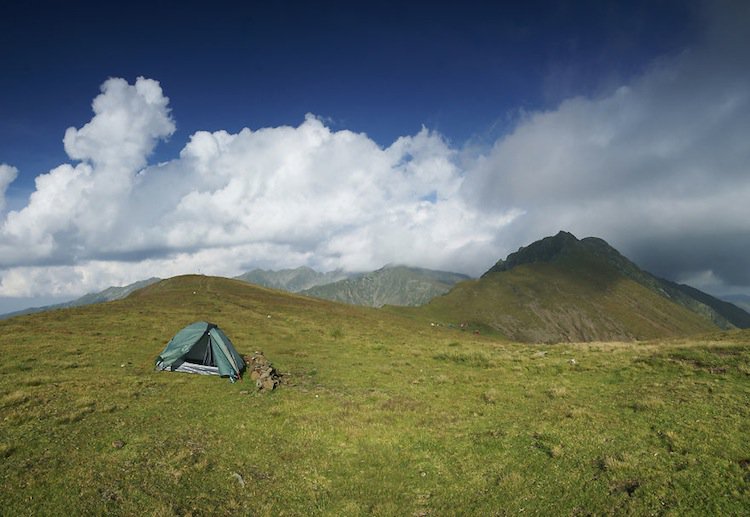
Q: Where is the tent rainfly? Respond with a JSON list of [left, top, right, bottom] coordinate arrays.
[[155, 321, 246, 382]]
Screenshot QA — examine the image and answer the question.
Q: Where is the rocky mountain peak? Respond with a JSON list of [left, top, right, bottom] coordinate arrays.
[[483, 230, 586, 276]]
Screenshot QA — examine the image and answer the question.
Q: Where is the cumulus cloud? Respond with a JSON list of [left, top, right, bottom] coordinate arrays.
[[0, 82, 516, 297], [0, 164, 18, 212], [63, 77, 174, 171], [0, 77, 175, 269]]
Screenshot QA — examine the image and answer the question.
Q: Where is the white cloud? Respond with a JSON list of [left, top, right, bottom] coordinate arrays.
[[0, 77, 175, 270], [63, 77, 174, 171], [0, 164, 18, 212], [461, 23, 750, 287], [0, 82, 517, 297]]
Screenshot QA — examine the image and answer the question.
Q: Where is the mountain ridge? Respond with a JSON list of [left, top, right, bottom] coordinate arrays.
[[410, 231, 749, 342], [0, 277, 161, 320], [3, 232, 747, 329], [301, 265, 471, 307], [234, 266, 351, 292], [483, 231, 746, 329], [721, 294, 750, 313]]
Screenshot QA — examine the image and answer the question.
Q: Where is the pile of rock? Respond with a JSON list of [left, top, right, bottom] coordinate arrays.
[[246, 351, 281, 391]]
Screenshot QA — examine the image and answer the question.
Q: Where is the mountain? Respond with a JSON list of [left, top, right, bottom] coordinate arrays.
[[66, 277, 162, 306], [413, 231, 747, 342], [485, 231, 746, 329], [234, 266, 350, 292], [0, 277, 161, 319], [721, 294, 750, 314], [301, 265, 471, 307], [661, 282, 750, 329]]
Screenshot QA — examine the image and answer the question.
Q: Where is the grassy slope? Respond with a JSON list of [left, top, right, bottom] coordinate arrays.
[[1, 275, 749, 515], [411, 260, 718, 343]]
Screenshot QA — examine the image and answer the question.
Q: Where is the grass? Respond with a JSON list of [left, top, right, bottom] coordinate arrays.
[[1, 275, 749, 515], [401, 261, 718, 343]]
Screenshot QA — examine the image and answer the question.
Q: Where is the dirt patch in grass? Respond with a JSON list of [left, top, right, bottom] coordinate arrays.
[[612, 478, 640, 496], [738, 459, 750, 482]]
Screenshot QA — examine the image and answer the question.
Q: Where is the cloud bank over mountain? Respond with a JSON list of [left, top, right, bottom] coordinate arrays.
[[463, 9, 750, 291], [1, 2, 748, 301]]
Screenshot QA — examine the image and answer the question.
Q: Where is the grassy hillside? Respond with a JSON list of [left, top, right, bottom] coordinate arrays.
[[414, 261, 718, 343], [302, 265, 470, 307], [486, 231, 744, 330], [2, 275, 749, 515]]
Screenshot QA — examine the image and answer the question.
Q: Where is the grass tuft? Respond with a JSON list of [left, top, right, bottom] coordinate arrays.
[[481, 388, 499, 404], [546, 385, 567, 399], [432, 352, 492, 368], [0, 444, 15, 458], [1, 391, 29, 409], [57, 405, 96, 424]]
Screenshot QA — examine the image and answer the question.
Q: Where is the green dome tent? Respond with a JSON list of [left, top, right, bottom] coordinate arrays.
[[155, 322, 246, 382]]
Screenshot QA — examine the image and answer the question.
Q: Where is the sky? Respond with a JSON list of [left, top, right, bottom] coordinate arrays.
[[0, 0, 748, 312]]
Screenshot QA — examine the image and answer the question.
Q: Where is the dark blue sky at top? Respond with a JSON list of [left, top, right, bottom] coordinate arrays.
[[1, 0, 696, 197]]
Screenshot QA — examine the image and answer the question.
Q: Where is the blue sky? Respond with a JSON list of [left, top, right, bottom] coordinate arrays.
[[2, 1, 694, 192], [0, 0, 748, 312]]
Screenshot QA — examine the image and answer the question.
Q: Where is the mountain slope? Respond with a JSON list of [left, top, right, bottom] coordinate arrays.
[[721, 294, 750, 313], [67, 277, 162, 306], [234, 266, 350, 292], [0, 277, 161, 319], [413, 232, 728, 342], [662, 281, 750, 329], [301, 265, 471, 307], [485, 231, 746, 330]]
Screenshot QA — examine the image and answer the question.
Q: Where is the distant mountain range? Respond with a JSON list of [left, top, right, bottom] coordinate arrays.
[[3, 232, 749, 343], [0, 278, 161, 319], [410, 231, 749, 342], [300, 265, 471, 307], [234, 266, 350, 292], [234, 264, 470, 307]]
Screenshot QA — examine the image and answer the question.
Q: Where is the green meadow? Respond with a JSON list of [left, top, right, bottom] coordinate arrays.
[[1, 275, 749, 515]]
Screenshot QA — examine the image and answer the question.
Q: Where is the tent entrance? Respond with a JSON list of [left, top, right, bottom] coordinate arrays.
[[169, 361, 220, 376], [182, 334, 216, 366]]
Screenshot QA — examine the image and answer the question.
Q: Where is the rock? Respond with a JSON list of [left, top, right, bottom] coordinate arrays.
[[244, 351, 281, 392], [231, 472, 245, 487], [262, 379, 276, 391]]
